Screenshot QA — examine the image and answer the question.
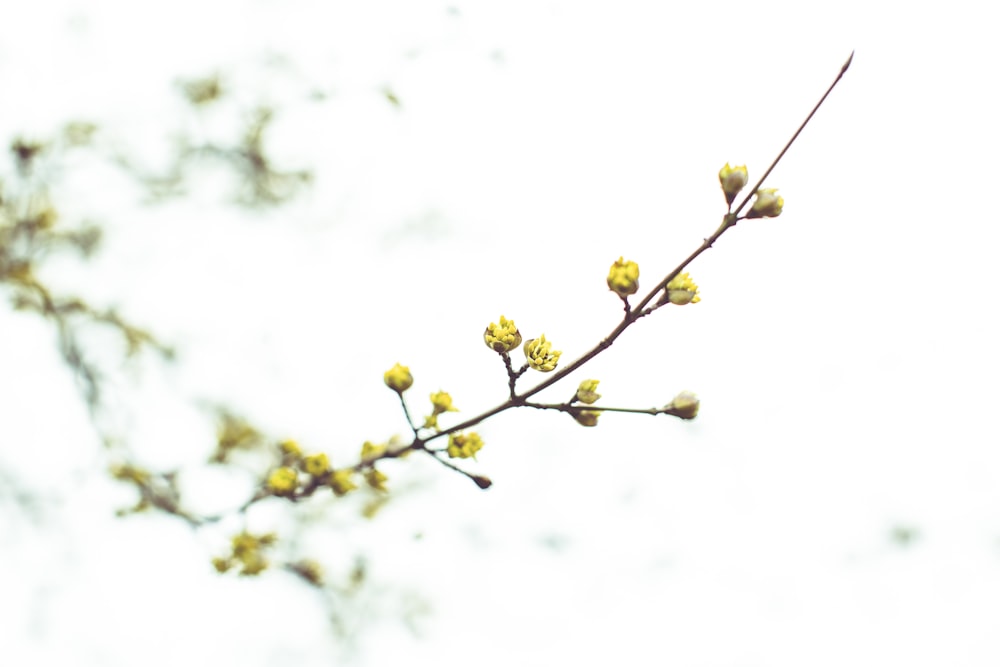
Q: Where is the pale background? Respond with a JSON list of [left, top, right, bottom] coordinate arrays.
[[2, 0, 999, 665]]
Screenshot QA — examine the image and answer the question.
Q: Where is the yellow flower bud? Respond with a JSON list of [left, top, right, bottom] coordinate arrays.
[[330, 469, 358, 496], [575, 379, 601, 404], [223, 531, 276, 577], [665, 391, 700, 420], [572, 410, 601, 427], [360, 441, 387, 462], [607, 257, 639, 298], [383, 363, 413, 393], [484, 316, 522, 353], [665, 272, 701, 305], [746, 188, 784, 218], [718, 163, 748, 206], [109, 463, 151, 485], [279, 439, 303, 459], [429, 391, 458, 414], [447, 431, 484, 459], [523, 335, 561, 372], [230, 533, 255, 557], [302, 453, 330, 477], [267, 466, 299, 494], [240, 557, 268, 576], [34, 206, 59, 230], [211, 557, 232, 573], [365, 468, 389, 492]]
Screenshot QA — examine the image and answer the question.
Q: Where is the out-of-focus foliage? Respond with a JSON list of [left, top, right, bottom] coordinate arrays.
[[1, 133, 172, 415], [114, 75, 312, 205]]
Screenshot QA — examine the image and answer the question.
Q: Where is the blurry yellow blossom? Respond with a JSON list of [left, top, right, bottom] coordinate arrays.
[[110, 463, 150, 485], [34, 206, 59, 230], [330, 469, 358, 496], [361, 496, 390, 520], [573, 410, 602, 427], [484, 316, 522, 353], [365, 468, 389, 492], [211, 557, 232, 573], [279, 439, 303, 459], [267, 466, 298, 494], [447, 431, 484, 459], [607, 257, 640, 297], [231, 533, 256, 559], [240, 557, 268, 576], [213, 412, 263, 462], [360, 441, 387, 462], [383, 363, 413, 393], [524, 335, 561, 372], [424, 390, 458, 429], [224, 531, 276, 576], [303, 453, 330, 477], [429, 391, 458, 414]]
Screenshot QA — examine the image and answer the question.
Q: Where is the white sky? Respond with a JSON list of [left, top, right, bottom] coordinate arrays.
[[3, 0, 1000, 665]]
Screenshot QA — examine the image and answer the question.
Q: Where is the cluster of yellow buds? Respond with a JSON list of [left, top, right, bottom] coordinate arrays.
[[268, 440, 361, 498], [607, 257, 639, 298], [523, 335, 561, 372], [447, 431, 484, 459], [718, 163, 783, 218], [212, 531, 277, 576], [482, 316, 562, 373], [484, 316, 522, 353], [665, 272, 701, 305]]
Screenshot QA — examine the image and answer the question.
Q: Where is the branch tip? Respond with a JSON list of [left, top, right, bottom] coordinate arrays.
[[842, 51, 855, 74]]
